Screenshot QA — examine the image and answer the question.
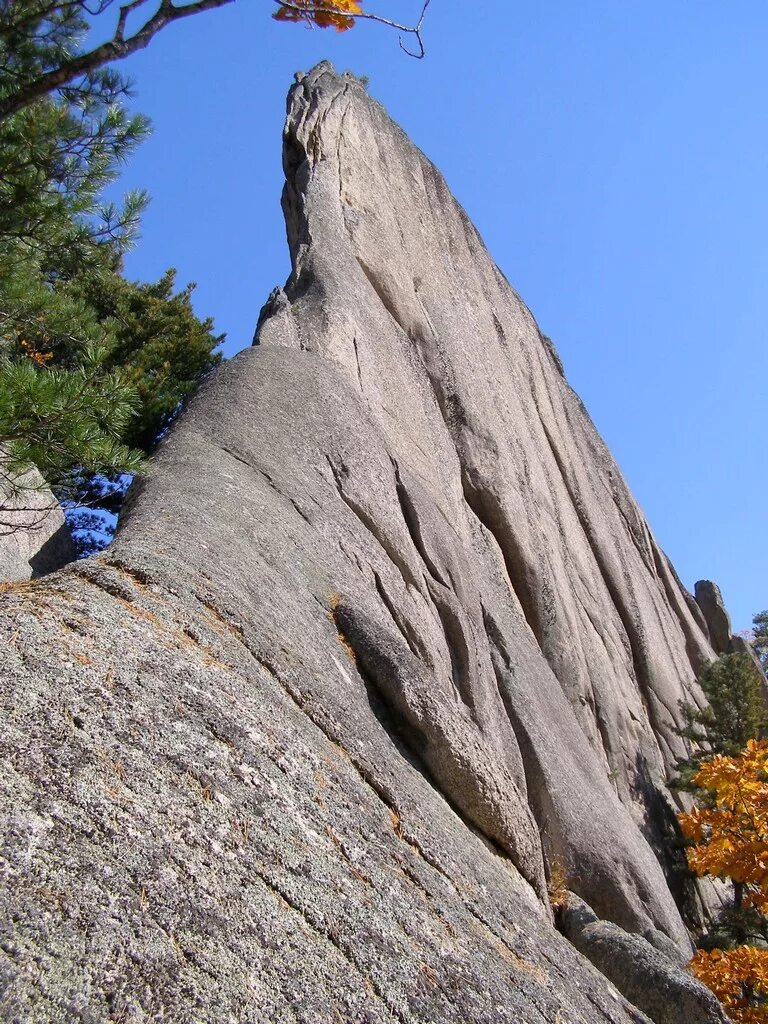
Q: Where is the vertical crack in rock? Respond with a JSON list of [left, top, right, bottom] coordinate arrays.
[[324, 453, 420, 591], [372, 569, 424, 661], [333, 601, 548, 903], [393, 463, 449, 590], [534, 412, 663, 736], [389, 459, 479, 718], [460, 469, 545, 649]]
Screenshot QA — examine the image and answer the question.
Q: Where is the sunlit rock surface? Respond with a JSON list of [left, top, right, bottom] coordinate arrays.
[[0, 462, 73, 581], [0, 63, 727, 1023]]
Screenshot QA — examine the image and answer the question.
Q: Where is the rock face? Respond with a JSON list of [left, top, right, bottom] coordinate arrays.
[[0, 463, 74, 581], [0, 64, 726, 1022], [560, 894, 728, 1024], [694, 580, 732, 655]]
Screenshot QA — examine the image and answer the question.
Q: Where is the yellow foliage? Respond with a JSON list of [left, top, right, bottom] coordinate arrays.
[[678, 739, 768, 914], [680, 741, 768, 1021], [547, 861, 569, 910], [19, 338, 53, 365], [273, 0, 363, 32], [690, 947, 768, 1024]]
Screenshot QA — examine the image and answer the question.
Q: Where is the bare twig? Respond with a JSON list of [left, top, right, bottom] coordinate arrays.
[[273, 0, 431, 58], [0, 1, 433, 122]]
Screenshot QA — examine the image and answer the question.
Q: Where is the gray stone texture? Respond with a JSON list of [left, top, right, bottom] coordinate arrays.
[[694, 580, 732, 655], [561, 894, 728, 1024], [0, 462, 74, 581], [0, 63, 727, 1022]]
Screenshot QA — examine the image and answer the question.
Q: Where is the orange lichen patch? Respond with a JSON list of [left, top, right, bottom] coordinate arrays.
[[419, 962, 439, 989], [388, 806, 404, 839], [230, 817, 252, 847], [0, 578, 35, 594], [335, 631, 357, 663], [547, 861, 569, 910], [325, 593, 358, 663], [97, 751, 125, 782], [493, 939, 548, 985], [197, 595, 244, 635], [325, 823, 372, 884]]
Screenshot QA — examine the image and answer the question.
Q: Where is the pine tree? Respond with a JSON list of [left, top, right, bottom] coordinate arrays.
[[70, 268, 223, 453], [0, 2, 221, 543], [672, 653, 767, 792], [753, 612, 768, 673]]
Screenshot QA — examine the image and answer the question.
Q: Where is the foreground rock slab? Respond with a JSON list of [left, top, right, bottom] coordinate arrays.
[[0, 63, 724, 1022], [560, 894, 728, 1024]]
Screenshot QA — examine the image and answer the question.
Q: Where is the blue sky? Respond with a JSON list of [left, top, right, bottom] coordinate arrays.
[[111, 1, 767, 630]]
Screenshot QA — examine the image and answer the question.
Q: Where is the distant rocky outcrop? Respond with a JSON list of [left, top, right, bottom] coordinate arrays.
[[0, 63, 731, 1023], [695, 577, 766, 688], [694, 580, 732, 655]]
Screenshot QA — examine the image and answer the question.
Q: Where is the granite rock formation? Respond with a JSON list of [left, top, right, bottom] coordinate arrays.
[[694, 580, 732, 655], [0, 63, 731, 1022], [0, 463, 74, 581], [560, 893, 728, 1024]]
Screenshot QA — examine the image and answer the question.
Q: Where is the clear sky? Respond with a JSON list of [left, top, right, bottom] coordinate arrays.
[[110, 1, 767, 630]]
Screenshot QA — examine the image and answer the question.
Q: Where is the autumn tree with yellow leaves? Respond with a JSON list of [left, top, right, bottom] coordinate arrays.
[[680, 740, 768, 1023]]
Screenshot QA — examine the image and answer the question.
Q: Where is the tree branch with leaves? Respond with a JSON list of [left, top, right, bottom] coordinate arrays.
[[680, 740, 768, 1023], [0, 0, 433, 123]]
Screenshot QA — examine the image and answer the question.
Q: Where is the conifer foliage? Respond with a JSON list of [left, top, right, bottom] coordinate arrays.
[[673, 653, 767, 791], [0, 0, 222, 547], [753, 612, 768, 673]]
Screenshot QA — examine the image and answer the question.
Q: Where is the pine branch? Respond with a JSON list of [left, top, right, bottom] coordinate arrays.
[[0, 0, 238, 121]]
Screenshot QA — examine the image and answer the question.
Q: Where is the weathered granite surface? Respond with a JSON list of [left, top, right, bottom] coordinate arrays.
[[560, 894, 728, 1024], [0, 462, 74, 581], [694, 580, 732, 655], [0, 63, 726, 1022]]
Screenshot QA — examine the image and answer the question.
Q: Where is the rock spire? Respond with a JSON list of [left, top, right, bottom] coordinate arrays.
[[0, 63, 729, 1023]]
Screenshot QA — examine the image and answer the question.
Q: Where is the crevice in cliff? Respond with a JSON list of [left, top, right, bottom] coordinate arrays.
[[355, 256, 409, 333], [219, 445, 312, 525], [534, 364, 658, 582], [534, 414, 665, 741], [392, 463, 448, 589], [610, 492, 656, 578], [481, 604, 536, 807], [460, 471, 544, 651], [372, 568, 427, 663], [481, 604, 651, 938], [424, 577, 478, 720], [332, 602, 540, 895], [324, 454, 419, 590], [249, 861, 406, 1024], [353, 645, 433, 783], [198, 589, 457, 902], [392, 462, 477, 718], [351, 334, 364, 392]]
